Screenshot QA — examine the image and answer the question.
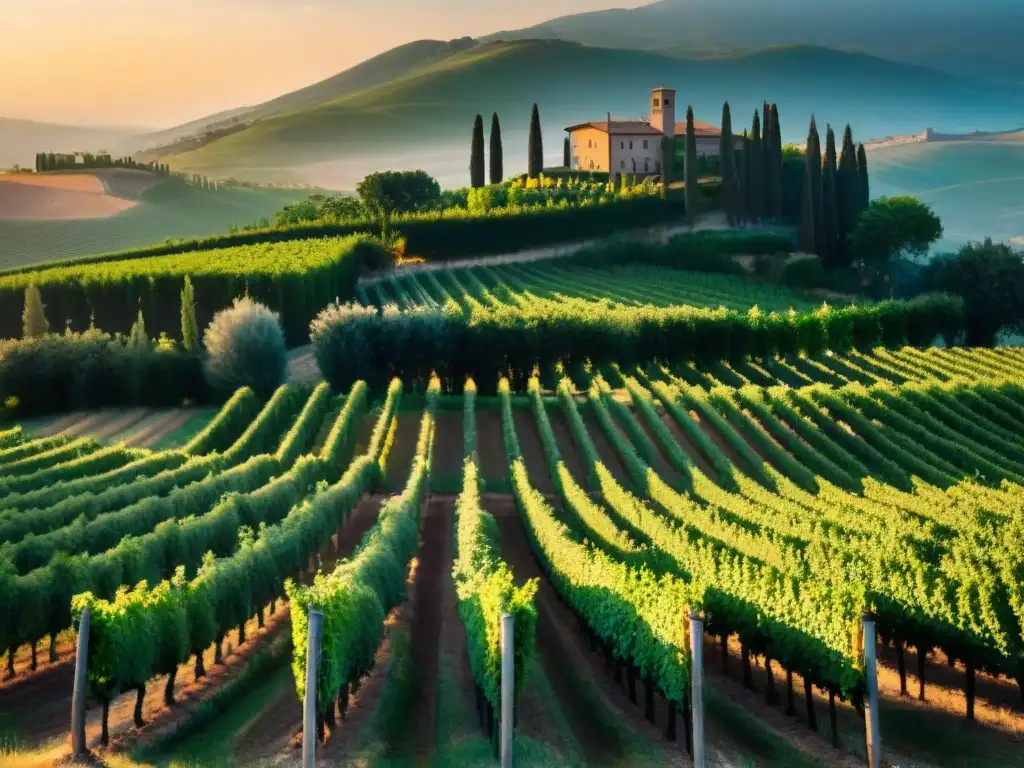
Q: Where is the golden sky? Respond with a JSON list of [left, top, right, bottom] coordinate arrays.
[[1, 0, 648, 128]]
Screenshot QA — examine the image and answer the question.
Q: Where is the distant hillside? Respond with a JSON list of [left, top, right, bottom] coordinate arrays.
[[162, 39, 1024, 189], [0, 119, 148, 170], [484, 0, 1024, 85]]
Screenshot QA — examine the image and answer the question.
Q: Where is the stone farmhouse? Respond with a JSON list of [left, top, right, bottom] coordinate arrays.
[[565, 87, 743, 181]]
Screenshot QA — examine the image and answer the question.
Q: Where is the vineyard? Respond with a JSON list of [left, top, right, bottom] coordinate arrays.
[[2, 341, 1024, 766]]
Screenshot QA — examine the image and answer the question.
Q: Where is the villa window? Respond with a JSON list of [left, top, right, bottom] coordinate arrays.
[[629, 141, 633, 150], [620, 141, 624, 149], [665, 98, 671, 106], [643, 140, 648, 149], [653, 98, 660, 107], [645, 158, 650, 172], [620, 160, 625, 169]]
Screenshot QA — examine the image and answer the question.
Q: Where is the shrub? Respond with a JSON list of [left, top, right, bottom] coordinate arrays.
[[0, 331, 208, 416], [203, 297, 287, 398], [781, 256, 827, 288]]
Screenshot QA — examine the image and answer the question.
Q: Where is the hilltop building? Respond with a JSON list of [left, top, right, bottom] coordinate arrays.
[[565, 87, 743, 181]]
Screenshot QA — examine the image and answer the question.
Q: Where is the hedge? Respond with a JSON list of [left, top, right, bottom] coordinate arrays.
[[0, 236, 369, 346], [311, 293, 965, 392], [566, 230, 793, 272], [0, 197, 678, 278], [0, 332, 210, 417]]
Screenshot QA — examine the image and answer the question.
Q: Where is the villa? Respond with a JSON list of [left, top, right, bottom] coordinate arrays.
[[565, 87, 743, 181]]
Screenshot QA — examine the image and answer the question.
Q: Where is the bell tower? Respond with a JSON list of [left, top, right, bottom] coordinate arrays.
[[650, 86, 676, 137]]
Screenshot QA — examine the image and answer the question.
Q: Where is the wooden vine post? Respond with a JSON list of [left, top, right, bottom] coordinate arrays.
[[71, 605, 91, 759], [690, 610, 706, 768], [500, 612, 515, 768], [302, 609, 324, 768], [862, 611, 881, 768]]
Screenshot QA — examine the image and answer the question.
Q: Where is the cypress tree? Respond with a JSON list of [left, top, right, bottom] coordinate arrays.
[[762, 103, 772, 217], [563, 137, 571, 169], [768, 104, 784, 220], [22, 285, 49, 339], [836, 125, 859, 263], [129, 310, 148, 347], [719, 102, 737, 226], [181, 276, 199, 351], [470, 115, 485, 188], [684, 105, 699, 226], [489, 113, 504, 185], [750, 110, 763, 222], [737, 129, 749, 226], [822, 125, 841, 267], [857, 143, 871, 213], [799, 117, 822, 253], [528, 103, 543, 179]]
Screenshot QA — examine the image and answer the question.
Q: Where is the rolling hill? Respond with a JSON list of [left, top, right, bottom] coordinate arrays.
[[484, 0, 1024, 86], [160, 38, 1024, 189]]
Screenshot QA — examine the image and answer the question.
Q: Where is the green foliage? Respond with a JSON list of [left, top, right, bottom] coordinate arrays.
[[180, 276, 199, 352], [0, 444, 144, 498], [821, 126, 840, 267], [0, 234, 367, 347], [0, 331, 208, 416], [129, 310, 148, 347], [527, 104, 543, 179], [857, 143, 870, 211], [220, 384, 308, 465], [311, 285, 962, 388], [749, 110, 764, 221], [356, 170, 442, 230], [684, 105, 698, 223], [0, 454, 207, 545], [275, 382, 334, 466], [490, 114, 504, 185], [21, 285, 48, 339], [499, 379, 693, 705], [924, 238, 1024, 345], [836, 125, 860, 268], [719, 103, 738, 226], [850, 196, 943, 289], [275, 194, 365, 227], [203, 297, 287, 399], [287, 378, 437, 717], [183, 386, 262, 455], [562, 136, 570, 170], [780, 256, 827, 289], [470, 115, 485, 189], [799, 117, 822, 254], [454, 382, 537, 718]]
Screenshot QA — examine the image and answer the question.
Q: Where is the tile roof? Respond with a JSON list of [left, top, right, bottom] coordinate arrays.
[[565, 119, 723, 138]]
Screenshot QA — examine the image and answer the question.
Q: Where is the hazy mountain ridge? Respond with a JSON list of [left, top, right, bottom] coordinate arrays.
[[155, 38, 1024, 187], [484, 0, 1024, 85]]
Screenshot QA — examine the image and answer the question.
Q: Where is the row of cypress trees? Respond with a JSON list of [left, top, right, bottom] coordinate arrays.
[[715, 103, 785, 227], [34, 153, 170, 175], [800, 120, 871, 268], [470, 104, 546, 187]]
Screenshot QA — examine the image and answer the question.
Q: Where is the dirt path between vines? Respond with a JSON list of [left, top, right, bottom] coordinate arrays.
[[491, 495, 688, 766], [387, 495, 452, 763]]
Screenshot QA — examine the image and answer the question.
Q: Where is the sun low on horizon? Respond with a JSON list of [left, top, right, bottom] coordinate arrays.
[[1, 0, 651, 128]]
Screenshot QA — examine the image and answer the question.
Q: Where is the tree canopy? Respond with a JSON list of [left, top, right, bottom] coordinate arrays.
[[851, 196, 941, 264], [356, 171, 441, 228], [924, 239, 1024, 345]]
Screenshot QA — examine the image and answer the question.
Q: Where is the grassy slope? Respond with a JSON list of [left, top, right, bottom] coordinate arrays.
[[164, 39, 1024, 181], [868, 141, 1024, 250], [0, 178, 307, 269]]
